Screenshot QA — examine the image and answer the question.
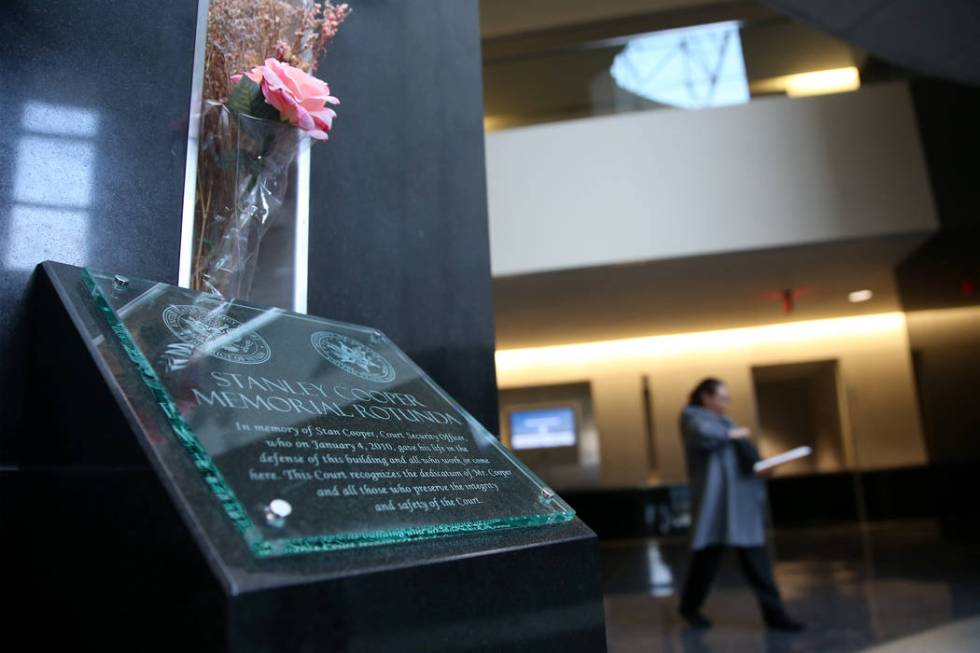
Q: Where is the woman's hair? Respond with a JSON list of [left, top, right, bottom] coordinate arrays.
[[688, 378, 723, 406]]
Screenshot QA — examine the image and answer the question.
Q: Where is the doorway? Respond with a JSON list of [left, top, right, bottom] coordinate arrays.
[[751, 360, 846, 476]]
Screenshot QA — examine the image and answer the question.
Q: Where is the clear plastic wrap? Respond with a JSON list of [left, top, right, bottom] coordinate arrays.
[[193, 101, 306, 298]]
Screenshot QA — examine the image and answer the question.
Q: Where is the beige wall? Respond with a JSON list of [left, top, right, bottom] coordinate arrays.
[[486, 83, 937, 277], [496, 312, 928, 489]]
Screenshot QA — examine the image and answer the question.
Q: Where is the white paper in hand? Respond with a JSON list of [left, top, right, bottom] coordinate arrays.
[[754, 446, 813, 473]]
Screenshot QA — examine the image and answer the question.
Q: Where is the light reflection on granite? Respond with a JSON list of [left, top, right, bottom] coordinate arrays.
[[6, 102, 100, 270]]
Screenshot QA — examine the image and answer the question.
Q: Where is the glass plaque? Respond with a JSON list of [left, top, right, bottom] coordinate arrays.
[[82, 269, 574, 557]]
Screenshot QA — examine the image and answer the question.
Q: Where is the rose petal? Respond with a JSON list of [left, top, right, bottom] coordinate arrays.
[[243, 59, 338, 137], [310, 107, 337, 131]]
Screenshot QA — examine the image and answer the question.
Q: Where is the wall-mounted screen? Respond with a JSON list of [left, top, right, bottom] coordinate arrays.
[[509, 406, 577, 450]]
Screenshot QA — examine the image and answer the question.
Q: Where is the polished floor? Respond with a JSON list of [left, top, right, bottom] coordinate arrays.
[[601, 521, 980, 652]]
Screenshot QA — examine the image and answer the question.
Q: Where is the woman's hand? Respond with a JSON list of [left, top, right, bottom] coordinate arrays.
[[728, 426, 751, 439]]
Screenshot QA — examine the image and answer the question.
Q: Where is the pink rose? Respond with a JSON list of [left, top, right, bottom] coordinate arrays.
[[234, 58, 339, 140]]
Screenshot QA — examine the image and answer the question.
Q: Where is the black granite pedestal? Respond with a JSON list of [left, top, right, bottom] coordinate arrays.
[[11, 262, 607, 652]]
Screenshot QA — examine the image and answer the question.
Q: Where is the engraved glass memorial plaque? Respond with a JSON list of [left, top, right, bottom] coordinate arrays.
[[82, 269, 574, 557]]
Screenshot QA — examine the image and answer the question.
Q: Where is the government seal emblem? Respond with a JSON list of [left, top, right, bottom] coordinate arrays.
[[162, 304, 271, 365], [311, 331, 396, 383]]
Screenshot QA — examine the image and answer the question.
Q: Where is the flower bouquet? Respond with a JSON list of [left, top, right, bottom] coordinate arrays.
[[193, 0, 350, 299]]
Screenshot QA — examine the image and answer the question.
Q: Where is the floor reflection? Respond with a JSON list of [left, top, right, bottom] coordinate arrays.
[[601, 520, 980, 652]]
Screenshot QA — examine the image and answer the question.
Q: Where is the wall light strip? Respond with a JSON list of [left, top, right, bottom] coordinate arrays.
[[750, 66, 860, 98], [784, 66, 860, 97], [496, 312, 906, 373]]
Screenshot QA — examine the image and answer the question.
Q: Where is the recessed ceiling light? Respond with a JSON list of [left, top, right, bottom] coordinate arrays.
[[848, 289, 873, 303]]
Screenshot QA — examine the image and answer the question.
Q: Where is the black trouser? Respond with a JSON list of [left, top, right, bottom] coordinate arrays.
[[679, 545, 786, 618]]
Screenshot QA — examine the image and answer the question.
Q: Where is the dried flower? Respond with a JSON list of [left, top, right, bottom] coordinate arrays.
[[274, 39, 292, 62], [193, 1, 350, 297], [204, 0, 350, 102]]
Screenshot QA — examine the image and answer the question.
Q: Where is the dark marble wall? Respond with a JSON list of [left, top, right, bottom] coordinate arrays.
[[0, 0, 200, 462], [306, 0, 500, 433]]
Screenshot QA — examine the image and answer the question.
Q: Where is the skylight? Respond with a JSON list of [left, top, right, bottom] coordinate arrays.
[[610, 21, 750, 109]]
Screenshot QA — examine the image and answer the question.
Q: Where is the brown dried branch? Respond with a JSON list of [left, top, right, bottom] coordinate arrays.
[[203, 0, 350, 102]]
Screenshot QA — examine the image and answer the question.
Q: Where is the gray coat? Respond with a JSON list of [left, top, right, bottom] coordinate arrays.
[[681, 405, 766, 550]]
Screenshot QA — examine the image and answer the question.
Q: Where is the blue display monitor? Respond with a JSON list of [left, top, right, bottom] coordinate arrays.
[[509, 406, 577, 450]]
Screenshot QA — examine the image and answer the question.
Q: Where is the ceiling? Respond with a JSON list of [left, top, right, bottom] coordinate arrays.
[[493, 233, 929, 349], [759, 0, 980, 86]]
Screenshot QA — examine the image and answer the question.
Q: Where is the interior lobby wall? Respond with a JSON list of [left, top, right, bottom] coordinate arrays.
[[905, 306, 980, 463], [497, 312, 928, 489], [485, 82, 936, 277], [898, 81, 980, 466]]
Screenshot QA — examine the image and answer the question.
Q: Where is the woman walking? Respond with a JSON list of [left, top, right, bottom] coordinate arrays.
[[677, 378, 803, 631]]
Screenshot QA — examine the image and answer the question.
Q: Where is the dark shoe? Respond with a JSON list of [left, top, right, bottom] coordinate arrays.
[[764, 613, 804, 631], [679, 608, 712, 629]]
